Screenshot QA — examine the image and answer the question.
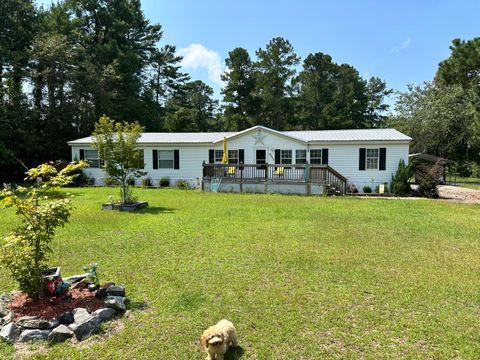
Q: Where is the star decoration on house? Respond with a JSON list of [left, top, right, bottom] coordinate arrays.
[[252, 130, 267, 145]]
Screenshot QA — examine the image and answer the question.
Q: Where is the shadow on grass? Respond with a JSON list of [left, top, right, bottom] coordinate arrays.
[[128, 300, 149, 311], [225, 346, 245, 360], [132, 206, 175, 214]]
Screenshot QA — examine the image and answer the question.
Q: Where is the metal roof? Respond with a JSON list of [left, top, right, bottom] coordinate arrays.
[[68, 126, 411, 145], [283, 128, 411, 142]]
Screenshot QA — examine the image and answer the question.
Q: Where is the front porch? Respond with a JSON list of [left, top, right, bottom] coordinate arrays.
[[202, 163, 347, 195]]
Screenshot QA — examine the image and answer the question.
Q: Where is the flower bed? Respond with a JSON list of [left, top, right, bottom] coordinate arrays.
[[0, 282, 127, 345]]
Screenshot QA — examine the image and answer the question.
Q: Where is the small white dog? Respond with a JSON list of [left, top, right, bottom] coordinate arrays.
[[200, 319, 238, 360]]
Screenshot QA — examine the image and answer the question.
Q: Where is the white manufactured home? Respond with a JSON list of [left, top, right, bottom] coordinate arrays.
[[68, 125, 411, 194]]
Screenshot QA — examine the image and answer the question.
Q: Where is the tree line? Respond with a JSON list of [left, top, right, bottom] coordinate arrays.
[[389, 37, 480, 171], [0, 0, 478, 180]]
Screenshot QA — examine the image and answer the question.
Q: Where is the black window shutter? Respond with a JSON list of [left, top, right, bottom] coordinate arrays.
[[152, 150, 158, 169], [379, 148, 386, 171], [239, 149, 244, 164], [359, 148, 366, 170], [322, 148, 329, 165], [79, 149, 85, 160], [275, 149, 280, 164], [209, 149, 214, 163], [174, 149, 180, 169]]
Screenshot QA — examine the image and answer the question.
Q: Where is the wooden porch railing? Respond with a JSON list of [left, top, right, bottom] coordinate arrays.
[[202, 163, 347, 194]]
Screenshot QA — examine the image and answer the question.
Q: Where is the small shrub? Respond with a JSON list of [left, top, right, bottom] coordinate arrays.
[[104, 177, 120, 186], [471, 162, 480, 178], [142, 177, 153, 187], [160, 176, 170, 187], [176, 179, 189, 189], [127, 177, 136, 186], [0, 161, 88, 298], [70, 169, 94, 186], [347, 184, 358, 193], [82, 263, 100, 286], [363, 185, 372, 193], [455, 162, 472, 178], [391, 159, 412, 195]]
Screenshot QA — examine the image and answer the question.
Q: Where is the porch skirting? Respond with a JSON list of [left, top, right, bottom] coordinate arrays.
[[202, 178, 325, 195]]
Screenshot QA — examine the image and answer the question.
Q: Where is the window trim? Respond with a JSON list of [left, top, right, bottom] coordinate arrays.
[[84, 149, 101, 168], [310, 149, 323, 164], [295, 149, 307, 164], [214, 150, 224, 163], [228, 149, 239, 164], [366, 148, 380, 170], [158, 150, 175, 169], [280, 149, 292, 165]]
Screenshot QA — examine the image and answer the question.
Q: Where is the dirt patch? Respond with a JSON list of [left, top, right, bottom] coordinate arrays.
[[9, 289, 104, 321], [437, 185, 480, 204]]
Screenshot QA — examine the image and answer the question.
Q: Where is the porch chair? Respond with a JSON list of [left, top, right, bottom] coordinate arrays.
[[274, 166, 285, 176]]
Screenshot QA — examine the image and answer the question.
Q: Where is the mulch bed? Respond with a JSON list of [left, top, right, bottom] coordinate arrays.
[[9, 289, 104, 321]]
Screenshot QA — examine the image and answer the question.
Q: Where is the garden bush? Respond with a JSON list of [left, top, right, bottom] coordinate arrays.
[[363, 185, 372, 193], [160, 177, 170, 187], [176, 179, 189, 189], [142, 177, 153, 187], [391, 159, 412, 195], [127, 176, 136, 186]]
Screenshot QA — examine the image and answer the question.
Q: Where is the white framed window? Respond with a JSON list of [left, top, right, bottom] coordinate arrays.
[[85, 150, 100, 168], [214, 150, 224, 163], [228, 150, 239, 164], [159, 150, 174, 169], [136, 150, 144, 169], [310, 149, 322, 164], [295, 150, 307, 164], [366, 148, 379, 170], [281, 150, 292, 164]]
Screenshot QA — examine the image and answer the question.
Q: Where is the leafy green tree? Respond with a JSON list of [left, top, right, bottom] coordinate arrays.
[[436, 37, 480, 91], [0, 161, 87, 298], [165, 80, 218, 131], [221, 47, 258, 130], [255, 37, 300, 129], [0, 0, 39, 180], [92, 115, 145, 203], [296, 52, 370, 129], [389, 82, 480, 162], [365, 77, 392, 127]]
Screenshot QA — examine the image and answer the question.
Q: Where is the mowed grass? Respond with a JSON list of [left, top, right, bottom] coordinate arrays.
[[0, 188, 480, 359]]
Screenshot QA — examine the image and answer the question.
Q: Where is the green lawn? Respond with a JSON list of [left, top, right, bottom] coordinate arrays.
[[1, 188, 480, 359], [446, 175, 480, 183], [459, 183, 480, 190]]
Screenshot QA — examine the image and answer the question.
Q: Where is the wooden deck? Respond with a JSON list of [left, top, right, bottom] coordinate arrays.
[[202, 163, 348, 195]]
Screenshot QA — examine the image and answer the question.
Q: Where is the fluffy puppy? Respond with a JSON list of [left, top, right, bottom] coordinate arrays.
[[200, 319, 238, 360]]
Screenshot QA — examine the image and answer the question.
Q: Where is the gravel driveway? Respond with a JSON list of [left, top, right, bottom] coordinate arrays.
[[437, 185, 480, 204]]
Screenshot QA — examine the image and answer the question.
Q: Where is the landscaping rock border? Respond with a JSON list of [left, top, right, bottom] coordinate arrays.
[[0, 283, 128, 345], [101, 202, 148, 211]]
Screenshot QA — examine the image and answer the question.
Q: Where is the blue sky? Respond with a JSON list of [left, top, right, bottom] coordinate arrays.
[[39, 0, 479, 100]]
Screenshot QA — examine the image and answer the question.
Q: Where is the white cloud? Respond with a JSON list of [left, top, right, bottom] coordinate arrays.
[[390, 36, 412, 53], [177, 43, 224, 86]]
